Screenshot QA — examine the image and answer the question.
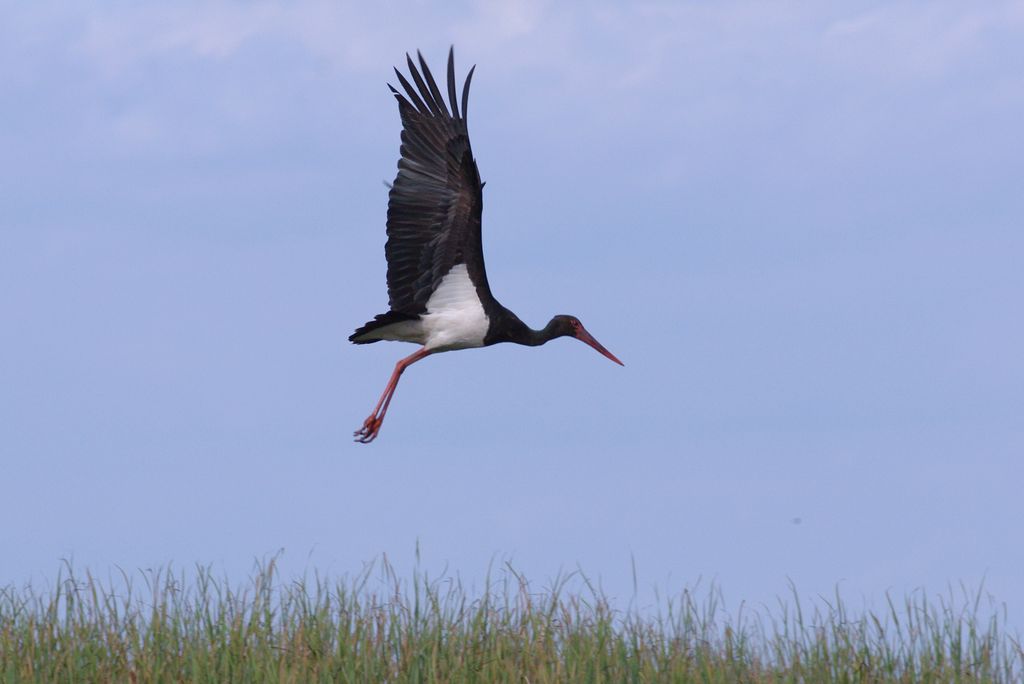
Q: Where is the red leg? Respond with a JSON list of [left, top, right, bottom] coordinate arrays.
[[354, 347, 431, 443]]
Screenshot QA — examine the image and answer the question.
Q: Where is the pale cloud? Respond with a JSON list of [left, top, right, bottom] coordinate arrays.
[[69, 1, 561, 80], [147, 5, 272, 59], [76, 4, 310, 77], [7, 1, 1024, 171], [464, 0, 549, 39], [0, 0, 1013, 90], [823, 1, 1024, 81]]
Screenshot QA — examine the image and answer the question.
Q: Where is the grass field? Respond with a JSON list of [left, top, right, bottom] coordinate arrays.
[[2, 556, 1020, 683]]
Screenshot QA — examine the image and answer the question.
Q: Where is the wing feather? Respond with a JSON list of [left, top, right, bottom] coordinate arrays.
[[382, 49, 490, 315], [417, 51, 450, 118], [461, 65, 475, 125], [446, 47, 460, 120]]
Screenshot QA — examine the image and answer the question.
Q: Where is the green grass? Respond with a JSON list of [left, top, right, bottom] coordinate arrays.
[[2, 557, 1020, 683]]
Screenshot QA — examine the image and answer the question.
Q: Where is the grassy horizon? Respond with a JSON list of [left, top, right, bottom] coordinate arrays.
[[2, 556, 1021, 682]]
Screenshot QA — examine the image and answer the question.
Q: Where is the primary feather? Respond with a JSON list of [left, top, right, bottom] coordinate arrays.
[[385, 49, 489, 313], [350, 48, 497, 346]]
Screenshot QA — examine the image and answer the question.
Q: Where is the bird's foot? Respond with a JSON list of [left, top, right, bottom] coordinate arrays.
[[354, 416, 383, 444]]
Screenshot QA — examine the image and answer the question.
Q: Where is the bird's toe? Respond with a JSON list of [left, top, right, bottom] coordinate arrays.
[[354, 416, 383, 443]]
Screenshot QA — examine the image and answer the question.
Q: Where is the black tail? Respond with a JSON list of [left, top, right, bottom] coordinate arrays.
[[349, 311, 417, 344]]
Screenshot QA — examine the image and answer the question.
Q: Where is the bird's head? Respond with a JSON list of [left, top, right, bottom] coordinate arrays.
[[548, 315, 624, 366]]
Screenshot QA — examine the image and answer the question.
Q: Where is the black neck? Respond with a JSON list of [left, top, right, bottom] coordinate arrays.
[[519, 319, 560, 347], [486, 310, 567, 347]]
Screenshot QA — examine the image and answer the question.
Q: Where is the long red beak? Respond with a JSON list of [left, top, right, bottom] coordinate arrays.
[[576, 326, 624, 366]]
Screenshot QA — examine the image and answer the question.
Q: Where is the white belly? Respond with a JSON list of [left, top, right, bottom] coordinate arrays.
[[420, 264, 490, 351], [360, 264, 489, 350]]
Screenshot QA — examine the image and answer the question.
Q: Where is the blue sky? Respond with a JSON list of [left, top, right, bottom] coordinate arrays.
[[3, 1, 1023, 623]]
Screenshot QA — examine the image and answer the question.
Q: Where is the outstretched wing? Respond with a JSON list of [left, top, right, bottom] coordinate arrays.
[[384, 48, 491, 315]]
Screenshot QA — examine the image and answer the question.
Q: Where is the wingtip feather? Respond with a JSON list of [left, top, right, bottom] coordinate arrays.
[[447, 46, 459, 120], [417, 51, 449, 118], [393, 66, 427, 114], [461, 64, 476, 125], [406, 51, 442, 117]]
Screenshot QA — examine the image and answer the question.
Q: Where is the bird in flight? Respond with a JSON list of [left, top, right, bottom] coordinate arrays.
[[351, 48, 622, 443]]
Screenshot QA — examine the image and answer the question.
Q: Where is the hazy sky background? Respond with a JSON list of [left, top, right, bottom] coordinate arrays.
[[3, 1, 1023, 623]]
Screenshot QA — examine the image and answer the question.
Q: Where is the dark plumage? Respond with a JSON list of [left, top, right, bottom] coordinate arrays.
[[351, 49, 491, 343], [351, 49, 621, 443]]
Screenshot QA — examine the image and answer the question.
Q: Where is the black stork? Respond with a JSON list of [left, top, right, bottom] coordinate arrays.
[[350, 48, 623, 443]]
